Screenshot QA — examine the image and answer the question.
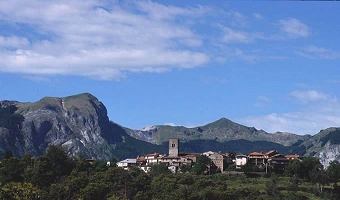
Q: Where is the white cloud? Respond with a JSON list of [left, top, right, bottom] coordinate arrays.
[[0, 0, 209, 79], [135, 1, 209, 21], [243, 111, 340, 135], [290, 90, 330, 103], [216, 47, 287, 63], [298, 46, 340, 59], [222, 27, 250, 44], [279, 18, 310, 38], [242, 90, 340, 134]]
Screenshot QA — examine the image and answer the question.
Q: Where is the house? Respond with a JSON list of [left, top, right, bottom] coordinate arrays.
[[247, 150, 280, 167], [135, 139, 198, 173], [144, 153, 162, 165], [179, 153, 200, 163], [136, 156, 151, 172], [265, 150, 279, 158], [117, 158, 137, 170], [248, 152, 266, 167], [224, 152, 236, 164], [285, 154, 300, 160], [158, 139, 197, 172], [235, 155, 248, 169], [203, 151, 225, 172], [268, 154, 289, 172]]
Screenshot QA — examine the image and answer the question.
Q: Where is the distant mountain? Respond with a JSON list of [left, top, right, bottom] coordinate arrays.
[[299, 127, 340, 167], [178, 139, 292, 154], [127, 117, 310, 146], [1, 93, 339, 165], [0, 93, 161, 160]]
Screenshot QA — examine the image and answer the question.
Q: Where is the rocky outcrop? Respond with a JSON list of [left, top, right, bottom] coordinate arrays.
[[300, 127, 340, 167], [0, 93, 159, 160]]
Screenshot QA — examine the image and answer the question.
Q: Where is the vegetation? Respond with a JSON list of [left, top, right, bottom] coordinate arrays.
[[0, 105, 24, 131], [0, 146, 339, 199]]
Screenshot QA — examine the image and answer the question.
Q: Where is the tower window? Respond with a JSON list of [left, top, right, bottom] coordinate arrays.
[[172, 144, 175, 147]]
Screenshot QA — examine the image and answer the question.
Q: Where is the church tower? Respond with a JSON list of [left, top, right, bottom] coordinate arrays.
[[169, 138, 179, 157]]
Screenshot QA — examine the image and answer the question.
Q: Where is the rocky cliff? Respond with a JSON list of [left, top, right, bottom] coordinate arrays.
[[0, 93, 160, 160], [300, 127, 340, 167]]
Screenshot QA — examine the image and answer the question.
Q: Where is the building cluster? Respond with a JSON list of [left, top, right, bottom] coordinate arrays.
[[236, 150, 300, 172], [117, 138, 300, 173]]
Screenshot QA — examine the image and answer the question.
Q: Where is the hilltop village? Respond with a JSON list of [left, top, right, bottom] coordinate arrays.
[[117, 138, 300, 173]]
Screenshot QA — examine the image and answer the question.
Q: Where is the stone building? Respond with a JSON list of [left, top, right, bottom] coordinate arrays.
[[203, 151, 225, 172], [168, 138, 179, 157]]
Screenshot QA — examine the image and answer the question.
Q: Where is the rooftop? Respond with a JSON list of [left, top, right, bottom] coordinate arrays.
[[118, 159, 137, 164]]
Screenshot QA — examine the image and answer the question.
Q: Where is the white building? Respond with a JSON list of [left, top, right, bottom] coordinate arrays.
[[117, 158, 137, 170], [235, 155, 248, 169], [144, 153, 164, 165]]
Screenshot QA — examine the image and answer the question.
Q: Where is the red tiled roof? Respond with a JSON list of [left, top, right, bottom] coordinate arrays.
[[265, 150, 278, 155], [249, 152, 264, 156]]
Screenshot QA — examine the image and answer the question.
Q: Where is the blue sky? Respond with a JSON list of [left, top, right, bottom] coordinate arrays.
[[0, 1, 340, 134]]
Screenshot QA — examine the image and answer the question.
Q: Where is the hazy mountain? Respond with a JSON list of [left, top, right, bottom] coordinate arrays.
[[0, 93, 161, 160], [299, 127, 340, 167], [127, 118, 310, 146]]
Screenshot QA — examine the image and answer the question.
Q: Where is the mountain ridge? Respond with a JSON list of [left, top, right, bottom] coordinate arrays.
[[0, 93, 161, 160], [299, 127, 340, 167], [0, 93, 339, 167], [126, 117, 310, 146]]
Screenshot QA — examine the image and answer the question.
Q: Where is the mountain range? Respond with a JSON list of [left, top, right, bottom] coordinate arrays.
[[126, 117, 310, 146], [0, 93, 339, 167]]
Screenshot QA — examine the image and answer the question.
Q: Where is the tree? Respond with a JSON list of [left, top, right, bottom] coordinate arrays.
[[45, 145, 74, 177], [80, 182, 109, 200], [191, 155, 213, 175], [73, 158, 94, 173], [24, 146, 75, 187], [300, 157, 323, 180], [0, 182, 42, 200], [179, 164, 192, 173], [149, 163, 170, 177], [242, 162, 260, 177], [327, 160, 340, 184], [310, 167, 329, 193], [47, 174, 89, 200], [94, 160, 109, 172], [24, 157, 54, 188], [0, 157, 25, 185], [333, 183, 340, 199], [285, 160, 301, 177]]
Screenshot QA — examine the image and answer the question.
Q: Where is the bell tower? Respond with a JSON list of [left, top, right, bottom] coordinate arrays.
[[169, 138, 179, 157]]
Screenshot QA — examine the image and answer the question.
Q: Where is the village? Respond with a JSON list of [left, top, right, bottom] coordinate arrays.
[[116, 138, 301, 174]]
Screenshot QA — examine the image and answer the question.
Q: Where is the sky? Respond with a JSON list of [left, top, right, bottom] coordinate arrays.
[[0, 0, 340, 135]]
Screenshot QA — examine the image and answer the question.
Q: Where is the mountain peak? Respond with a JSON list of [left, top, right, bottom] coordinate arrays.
[[203, 117, 238, 128], [63, 92, 98, 101]]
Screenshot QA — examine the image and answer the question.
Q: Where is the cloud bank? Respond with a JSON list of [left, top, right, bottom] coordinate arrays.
[[0, 0, 209, 79], [243, 90, 340, 135]]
